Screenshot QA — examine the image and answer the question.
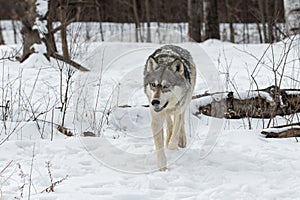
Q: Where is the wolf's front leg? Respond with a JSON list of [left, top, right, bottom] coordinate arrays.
[[165, 115, 173, 147], [167, 113, 182, 150], [151, 113, 167, 171]]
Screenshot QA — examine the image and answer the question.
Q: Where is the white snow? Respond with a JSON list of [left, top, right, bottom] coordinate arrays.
[[35, 0, 48, 17], [286, 90, 300, 95], [34, 0, 48, 37], [0, 22, 300, 199], [232, 91, 274, 102], [2, 131, 300, 199], [263, 125, 300, 133]]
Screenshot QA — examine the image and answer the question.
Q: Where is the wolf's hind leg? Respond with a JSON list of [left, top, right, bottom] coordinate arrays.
[[166, 115, 173, 147], [178, 114, 186, 148]]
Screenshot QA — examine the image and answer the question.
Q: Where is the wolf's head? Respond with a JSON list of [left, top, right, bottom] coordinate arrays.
[[144, 56, 189, 112]]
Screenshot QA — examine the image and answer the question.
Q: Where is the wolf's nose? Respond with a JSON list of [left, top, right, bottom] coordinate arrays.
[[151, 100, 160, 106]]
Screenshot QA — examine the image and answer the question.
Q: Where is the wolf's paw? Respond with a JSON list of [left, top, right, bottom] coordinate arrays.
[[159, 166, 167, 171], [178, 134, 186, 148], [167, 141, 178, 150], [157, 153, 167, 171]]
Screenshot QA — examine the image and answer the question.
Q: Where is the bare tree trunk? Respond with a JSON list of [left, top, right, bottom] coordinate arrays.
[[44, 0, 58, 58], [246, 24, 250, 43], [203, 0, 220, 40], [17, 0, 42, 62], [156, 22, 161, 43], [11, 9, 18, 44], [258, 0, 268, 43], [95, 0, 104, 41], [76, 1, 82, 21], [132, 0, 140, 42], [265, 0, 274, 43], [228, 0, 234, 43], [11, 21, 17, 44], [224, 0, 234, 42], [274, 0, 280, 41], [0, 22, 5, 45], [145, 0, 151, 42], [256, 23, 263, 43], [229, 22, 234, 42], [188, 0, 201, 42], [242, 24, 246, 43], [60, 0, 70, 60]]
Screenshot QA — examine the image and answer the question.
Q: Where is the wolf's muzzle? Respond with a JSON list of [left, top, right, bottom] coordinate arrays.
[[152, 101, 168, 112], [151, 99, 160, 106]]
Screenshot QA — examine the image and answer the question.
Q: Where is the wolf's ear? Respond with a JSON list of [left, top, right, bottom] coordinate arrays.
[[146, 56, 158, 73], [171, 59, 184, 75]]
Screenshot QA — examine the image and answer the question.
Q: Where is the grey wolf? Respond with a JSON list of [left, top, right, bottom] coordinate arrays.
[[144, 45, 196, 171]]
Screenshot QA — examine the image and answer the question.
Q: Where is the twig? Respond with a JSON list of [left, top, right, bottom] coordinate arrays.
[[41, 161, 68, 193], [21, 88, 43, 138], [41, 175, 68, 193], [51, 109, 54, 141], [233, 44, 271, 78], [28, 143, 35, 200], [0, 160, 13, 175], [278, 36, 295, 88], [46, 161, 53, 185], [17, 163, 26, 200]]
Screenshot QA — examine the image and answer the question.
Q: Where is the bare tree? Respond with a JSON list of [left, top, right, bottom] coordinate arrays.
[[44, 0, 58, 58], [188, 0, 201, 42], [258, 0, 268, 43], [17, 0, 88, 71], [203, 0, 220, 39], [265, 0, 275, 42], [223, 0, 234, 42], [17, 0, 42, 62], [95, 0, 104, 41], [59, 0, 70, 60], [132, 0, 141, 42], [145, 0, 151, 42], [0, 22, 4, 45], [11, 9, 18, 44]]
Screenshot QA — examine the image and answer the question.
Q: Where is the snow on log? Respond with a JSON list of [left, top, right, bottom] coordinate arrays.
[[261, 122, 300, 138], [193, 86, 300, 119]]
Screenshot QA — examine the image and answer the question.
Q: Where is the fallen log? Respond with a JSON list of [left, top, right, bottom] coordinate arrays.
[[261, 124, 300, 138], [193, 86, 300, 119]]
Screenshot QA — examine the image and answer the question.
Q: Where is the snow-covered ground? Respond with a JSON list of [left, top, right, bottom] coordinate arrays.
[[0, 22, 300, 199], [2, 130, 300, 199]]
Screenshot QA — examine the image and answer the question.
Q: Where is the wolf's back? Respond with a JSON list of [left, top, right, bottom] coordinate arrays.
[[150, 45, 196, 88]]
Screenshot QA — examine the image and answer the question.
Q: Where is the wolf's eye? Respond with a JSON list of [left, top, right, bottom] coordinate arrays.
[[163, 85, 170, 89], [150, 83, 156, 87]]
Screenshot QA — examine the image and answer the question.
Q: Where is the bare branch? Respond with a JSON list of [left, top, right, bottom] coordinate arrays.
[[51, 53, 89, 71]]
